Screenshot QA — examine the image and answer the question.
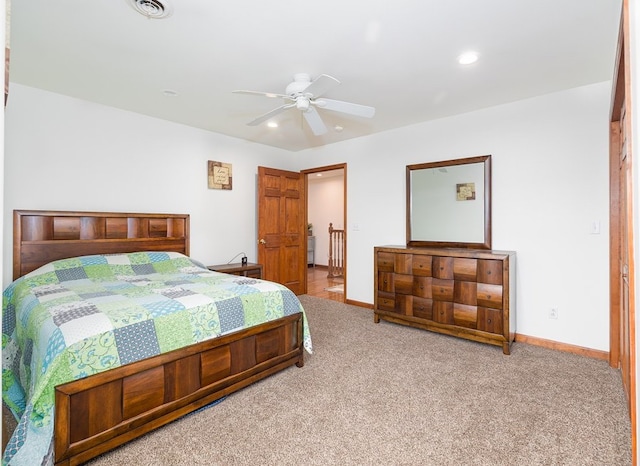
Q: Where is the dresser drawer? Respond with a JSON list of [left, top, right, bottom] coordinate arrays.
[[433, 256, 454, 279], [412, 296, 433, 320], [432, 278, 454, 301], [477, 307, 503, 334], [478, 259, 503, 285], [453, 258, 477, 281], [453, 303, 478, 329], [477, 283, 503, 309], [433, 301, 454, 324], [394, 254, 412, 274], [394, 273, 413, 295], [454, 280, 477, 306], [412, 276, 432, 298], [377, 291, 396, 312], [412, 254, 433, 276], [378, 271, 394, 292], [377, 252, 395, 272]]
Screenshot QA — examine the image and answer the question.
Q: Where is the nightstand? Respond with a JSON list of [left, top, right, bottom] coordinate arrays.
[[207, 262, 263, 279]]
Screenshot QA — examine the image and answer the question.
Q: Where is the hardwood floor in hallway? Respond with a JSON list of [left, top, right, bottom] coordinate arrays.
[[306, 265, 344, 302]]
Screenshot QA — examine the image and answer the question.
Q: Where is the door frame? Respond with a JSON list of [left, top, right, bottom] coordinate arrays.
[[302, 163, 347, 302]]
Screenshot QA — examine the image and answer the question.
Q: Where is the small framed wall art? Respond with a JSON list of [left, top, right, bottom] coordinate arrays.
[[208, 160, 232, 190]]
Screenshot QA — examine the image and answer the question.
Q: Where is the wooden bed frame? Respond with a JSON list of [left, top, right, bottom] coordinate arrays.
[[10, 210, 305, 466]]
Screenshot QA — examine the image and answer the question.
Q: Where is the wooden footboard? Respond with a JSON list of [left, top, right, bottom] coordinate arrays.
[[54, 313, 304, 466]]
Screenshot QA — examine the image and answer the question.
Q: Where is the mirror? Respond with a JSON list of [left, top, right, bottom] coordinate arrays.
[[406, 155, 491, 249]]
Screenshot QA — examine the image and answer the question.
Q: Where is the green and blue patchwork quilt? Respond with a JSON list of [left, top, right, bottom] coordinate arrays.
[[1, 251, 312, 465]]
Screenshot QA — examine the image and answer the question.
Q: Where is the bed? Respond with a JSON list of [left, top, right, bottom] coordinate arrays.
[[2, 210, 312, 465]]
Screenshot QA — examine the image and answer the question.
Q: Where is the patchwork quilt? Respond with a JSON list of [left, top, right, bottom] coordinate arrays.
[[1, 251, 312, 465]]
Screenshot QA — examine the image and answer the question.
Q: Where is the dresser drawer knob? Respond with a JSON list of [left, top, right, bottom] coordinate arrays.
[[487, 318, 492, 324], [487, 295, 491, 299]]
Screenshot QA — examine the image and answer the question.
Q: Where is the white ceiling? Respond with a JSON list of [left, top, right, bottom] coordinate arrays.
[[8, 0, 622, 152]]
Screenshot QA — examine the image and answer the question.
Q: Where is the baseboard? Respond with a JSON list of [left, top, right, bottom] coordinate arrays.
[[345, 299, 374, 309], [342, 301, 608, 360], [515, 333, 609, 361]]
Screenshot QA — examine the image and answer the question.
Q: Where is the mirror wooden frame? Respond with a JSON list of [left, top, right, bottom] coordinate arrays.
[[406, 155, 492, 249]]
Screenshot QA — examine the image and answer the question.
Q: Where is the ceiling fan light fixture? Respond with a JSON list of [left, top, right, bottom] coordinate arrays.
[[126, 0, 173, 19], [296, 98, 310, 111]]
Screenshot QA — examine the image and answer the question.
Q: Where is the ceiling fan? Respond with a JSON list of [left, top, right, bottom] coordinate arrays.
[[233, 73, 376, 136]]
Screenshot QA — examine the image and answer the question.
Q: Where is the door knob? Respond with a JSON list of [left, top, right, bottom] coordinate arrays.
[[259, 238, 266, 244]]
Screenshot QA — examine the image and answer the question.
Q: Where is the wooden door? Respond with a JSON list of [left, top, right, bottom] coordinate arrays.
[[257, 166, 306, 295], [609, 3, 636, 461]]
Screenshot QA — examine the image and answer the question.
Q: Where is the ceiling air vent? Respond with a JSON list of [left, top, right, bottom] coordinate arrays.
[[126, 0, 173, 19]]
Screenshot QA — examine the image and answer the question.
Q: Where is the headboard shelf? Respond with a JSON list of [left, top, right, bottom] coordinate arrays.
[[14, 210, 190, 279]]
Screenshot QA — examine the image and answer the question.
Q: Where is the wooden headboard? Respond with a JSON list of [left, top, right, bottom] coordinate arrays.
[[13, 210, 190, 280]]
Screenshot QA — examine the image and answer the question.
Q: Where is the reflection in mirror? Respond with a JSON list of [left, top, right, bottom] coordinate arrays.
[[406, 155, 491, 249]]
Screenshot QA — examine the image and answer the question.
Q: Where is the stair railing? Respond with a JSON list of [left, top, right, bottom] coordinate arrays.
[[328, 223, 345, 278]]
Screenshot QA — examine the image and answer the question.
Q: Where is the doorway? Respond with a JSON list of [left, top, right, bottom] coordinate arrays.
[[303, 164, 346, 303]]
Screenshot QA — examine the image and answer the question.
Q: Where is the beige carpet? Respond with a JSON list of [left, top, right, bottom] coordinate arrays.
[[86, 295, 631, 465]]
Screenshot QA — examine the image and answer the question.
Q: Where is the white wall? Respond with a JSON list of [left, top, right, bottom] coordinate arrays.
[[308, 173, 344, 266], [4, 80, 612, 352], [3, 84, 296, 281], [296, 81, 612, 351]]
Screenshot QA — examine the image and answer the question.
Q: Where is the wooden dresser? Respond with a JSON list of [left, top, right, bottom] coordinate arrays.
[[374, 246, 516, 354]]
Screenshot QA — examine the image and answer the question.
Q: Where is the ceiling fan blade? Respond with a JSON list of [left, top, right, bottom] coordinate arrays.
[[314, 98, 376, 118], [247, 103, 295, 126], [303, 107, 328, 136], [233, 90, 291, 100], [302, 74, 340, 99]]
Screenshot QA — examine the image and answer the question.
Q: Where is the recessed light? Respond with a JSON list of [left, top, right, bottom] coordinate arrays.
[[458, 51, 479, 65], [162, 89, 178, 97], [334, 125, 344, 132], [267, 122, 278, 128]]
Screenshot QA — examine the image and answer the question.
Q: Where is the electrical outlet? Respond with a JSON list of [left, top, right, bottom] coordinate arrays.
[[549, 308, 558, 319]]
